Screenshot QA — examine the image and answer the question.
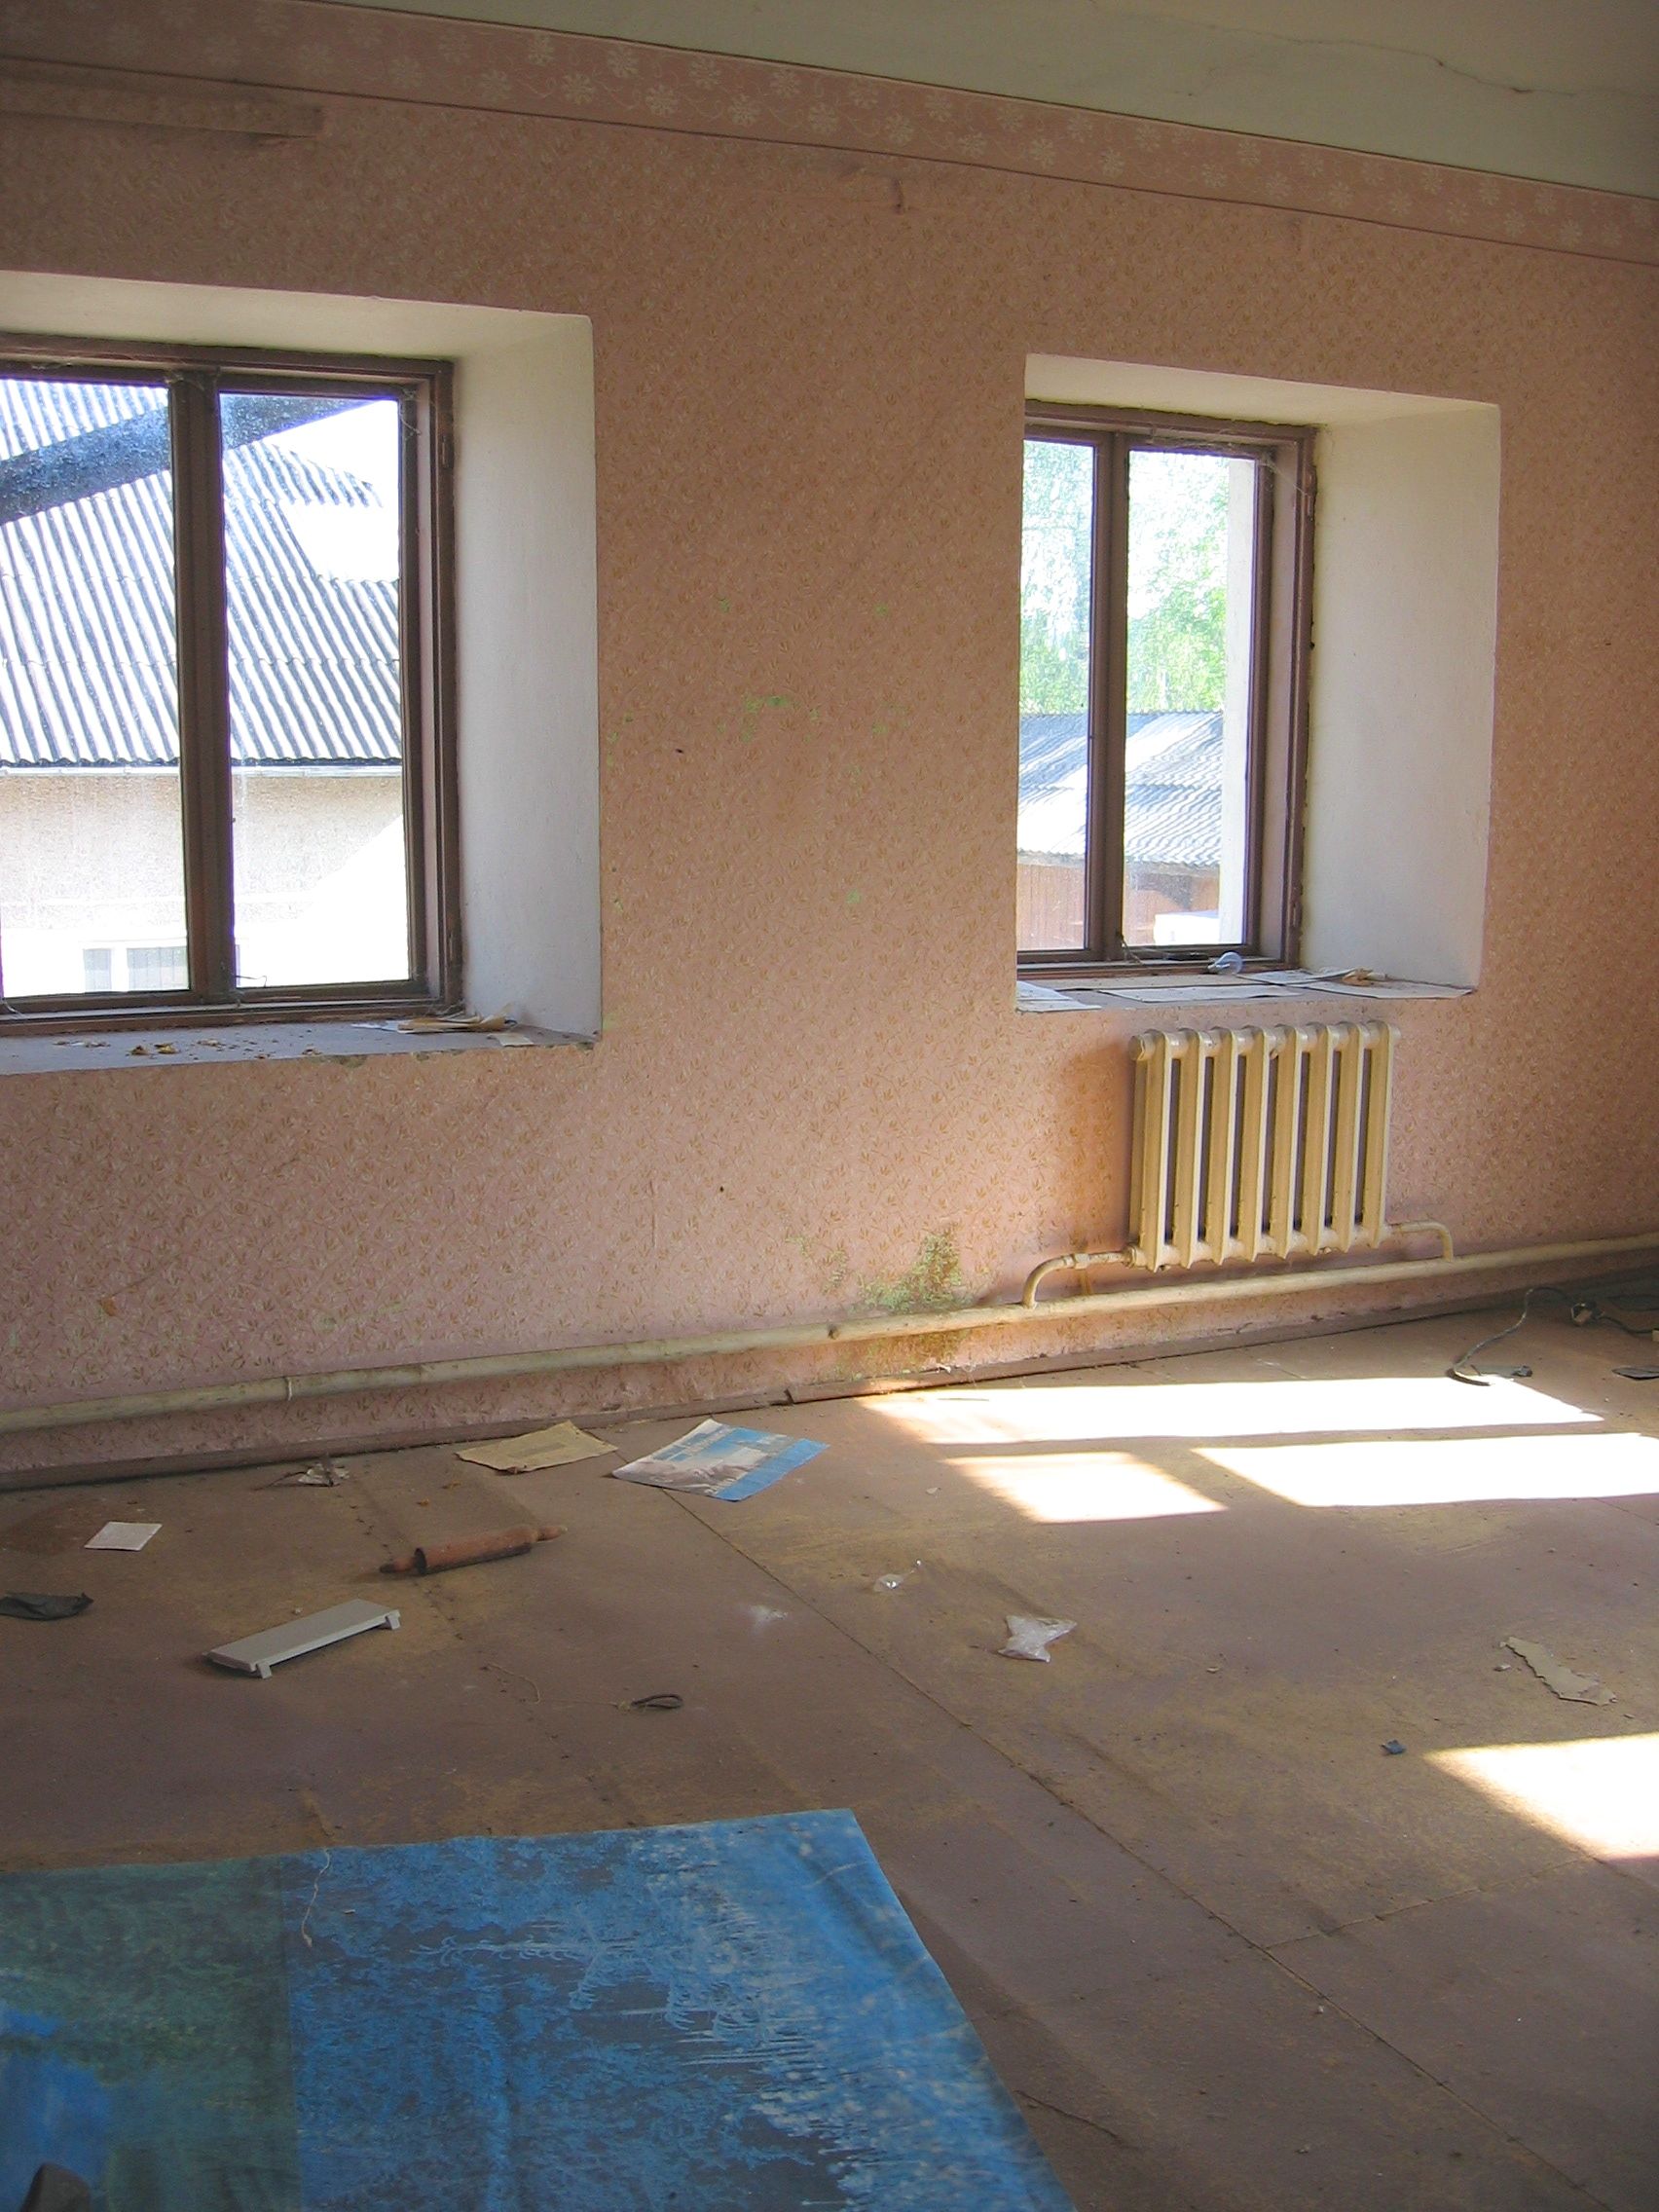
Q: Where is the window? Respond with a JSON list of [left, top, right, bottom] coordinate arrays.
[[1017, 405, 1312, 970], [0, 339, 456, 1025]]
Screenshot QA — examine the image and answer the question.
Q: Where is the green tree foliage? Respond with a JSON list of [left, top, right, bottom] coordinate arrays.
[[1127, 573, 1225, 712], [1018, 438, 1091, 715], [1019, 439, 1232, 718], [1126, 452, 1227, 713]]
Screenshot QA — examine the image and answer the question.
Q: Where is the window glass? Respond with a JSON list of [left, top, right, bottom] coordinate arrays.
[[0, 374, 189, 998], [1017, 437, 1093, 952], [1124, 449, 1258, 948], [220, 390, 412, 988]]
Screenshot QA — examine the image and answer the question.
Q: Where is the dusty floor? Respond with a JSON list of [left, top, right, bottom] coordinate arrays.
[[4, 1306, 1657, 2211]]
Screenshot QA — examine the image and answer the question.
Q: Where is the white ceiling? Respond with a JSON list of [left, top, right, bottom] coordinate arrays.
[[324, 0, 1658, 195]]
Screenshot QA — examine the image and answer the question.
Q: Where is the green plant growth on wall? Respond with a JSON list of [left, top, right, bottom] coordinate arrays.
[[857, 1228, 970, 1314]]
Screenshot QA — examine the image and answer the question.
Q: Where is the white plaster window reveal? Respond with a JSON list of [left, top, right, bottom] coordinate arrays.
[[0, 271, 602, 1063], [1023, 355, 1500, 1000]]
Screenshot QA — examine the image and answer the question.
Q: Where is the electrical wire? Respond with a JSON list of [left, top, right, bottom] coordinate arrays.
[[1448, 1286, 1571, 1383], [1447, 1282, 1656, 1384]]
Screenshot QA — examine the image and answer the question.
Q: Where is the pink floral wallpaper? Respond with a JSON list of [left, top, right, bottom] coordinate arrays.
[[0, 1, 1655, 1472]]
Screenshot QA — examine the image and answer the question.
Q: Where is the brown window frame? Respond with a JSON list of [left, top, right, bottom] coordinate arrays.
[[1019, 403, 1314, 975], [0, 334, 459, 1032]]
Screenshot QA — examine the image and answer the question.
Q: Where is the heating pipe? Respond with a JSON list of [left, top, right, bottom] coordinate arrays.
[[3, 1230, 1656, 1442], [1020, 1218, 1457, 1306]]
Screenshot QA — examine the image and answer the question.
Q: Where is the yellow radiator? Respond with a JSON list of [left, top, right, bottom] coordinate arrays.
[[1129, 1023, 1399, 1271]]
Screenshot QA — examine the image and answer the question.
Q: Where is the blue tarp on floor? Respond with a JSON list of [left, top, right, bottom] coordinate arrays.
[[0, 1811, 1073, 2210]]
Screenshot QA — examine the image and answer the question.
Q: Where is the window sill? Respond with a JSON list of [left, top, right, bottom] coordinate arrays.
[[1016, 968, 1470, 1014], [0, 1018, 594, 1076]]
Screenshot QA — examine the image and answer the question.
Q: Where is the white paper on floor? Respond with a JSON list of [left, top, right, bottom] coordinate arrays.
[[999, 1614, 1076, 1662], [85, 1522, 161, 1552]]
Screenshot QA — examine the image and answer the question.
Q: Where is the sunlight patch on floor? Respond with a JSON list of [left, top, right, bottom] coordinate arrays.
[[946, 1449, 1223, 1523], [1200, 1427, 1659, 1507], [868, 1374, 1597, 1449], [1429, 1734, 1659, 1862]]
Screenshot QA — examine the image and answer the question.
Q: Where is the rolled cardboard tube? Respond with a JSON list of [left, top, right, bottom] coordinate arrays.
[[382, 1524, 563, 1576]]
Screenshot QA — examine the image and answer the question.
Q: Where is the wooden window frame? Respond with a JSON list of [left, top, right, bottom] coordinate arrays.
[[0, 334, 459, 1032], [1019, 403, 1314, 976]]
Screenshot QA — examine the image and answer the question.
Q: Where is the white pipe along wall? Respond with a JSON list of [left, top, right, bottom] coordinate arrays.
[[4, 1231, 1656, 1445]]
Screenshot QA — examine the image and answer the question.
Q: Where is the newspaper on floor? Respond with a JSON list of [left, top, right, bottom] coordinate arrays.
[[457, 1421, 613, 1473], [612, 1419, 826, 1501]]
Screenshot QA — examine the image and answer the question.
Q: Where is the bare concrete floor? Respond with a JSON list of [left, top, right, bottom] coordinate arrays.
[[5, 1309, 1657, 2210]]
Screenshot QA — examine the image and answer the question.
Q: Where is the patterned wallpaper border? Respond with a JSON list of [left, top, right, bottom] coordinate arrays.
[[0, 0, 1653, 268]]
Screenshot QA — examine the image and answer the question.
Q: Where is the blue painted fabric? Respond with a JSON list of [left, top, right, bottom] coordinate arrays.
[[1, 1812, 1073, 2211]]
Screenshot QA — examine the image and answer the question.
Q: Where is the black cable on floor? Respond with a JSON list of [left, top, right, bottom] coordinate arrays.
[[1446, 1283, 1656, 1385]]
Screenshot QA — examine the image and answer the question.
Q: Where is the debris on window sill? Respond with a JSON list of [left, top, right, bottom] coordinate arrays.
[[0, 1018, 594, 1076], [1016, 967, 1470, 1013], [395, 1007, 513, 1034]]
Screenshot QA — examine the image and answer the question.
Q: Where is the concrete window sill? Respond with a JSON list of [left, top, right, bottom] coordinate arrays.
[[1016, 971, 1471, 1014], [0, 1020, 593, 1076]]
